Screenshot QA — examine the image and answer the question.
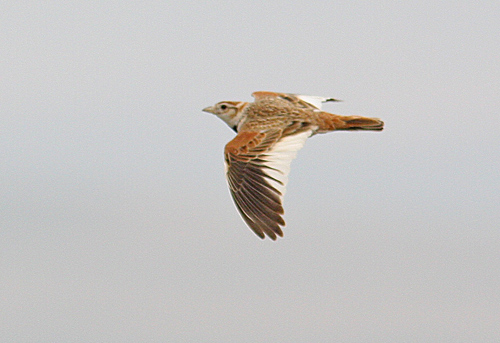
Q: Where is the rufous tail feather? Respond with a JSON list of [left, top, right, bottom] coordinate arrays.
[[317, 112, 384, 132]]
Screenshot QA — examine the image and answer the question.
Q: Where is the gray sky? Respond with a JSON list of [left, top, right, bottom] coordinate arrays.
[[1, 1, 499, 341]]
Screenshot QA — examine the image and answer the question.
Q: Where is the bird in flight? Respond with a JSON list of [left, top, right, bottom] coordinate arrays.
[[203, 91, 383, 240]]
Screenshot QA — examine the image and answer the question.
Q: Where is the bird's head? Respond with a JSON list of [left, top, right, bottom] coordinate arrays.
[[203, 101, 248, 131]]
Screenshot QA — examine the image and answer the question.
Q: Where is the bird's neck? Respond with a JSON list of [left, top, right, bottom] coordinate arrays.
[[226, 102, 249, 132]]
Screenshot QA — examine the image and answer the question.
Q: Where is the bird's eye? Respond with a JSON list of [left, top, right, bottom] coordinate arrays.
[[220, 104, 227, 110]]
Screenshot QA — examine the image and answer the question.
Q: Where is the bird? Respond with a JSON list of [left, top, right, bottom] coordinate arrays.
[[203, 91, 383, 240]]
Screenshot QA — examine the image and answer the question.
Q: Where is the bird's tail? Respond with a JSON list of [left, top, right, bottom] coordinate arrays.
[[317, 112, 384, 132]]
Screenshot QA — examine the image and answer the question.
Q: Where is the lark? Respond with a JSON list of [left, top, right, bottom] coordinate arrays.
[[203, 91, 383, 240]]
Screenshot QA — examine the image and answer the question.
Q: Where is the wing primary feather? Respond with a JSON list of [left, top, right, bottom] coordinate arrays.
[[227, 160, 284, 195], [233, 185, 285, 227], [231, 191, 280, 240], [241, 179, 283, 212], [230, 193, 265, 239]]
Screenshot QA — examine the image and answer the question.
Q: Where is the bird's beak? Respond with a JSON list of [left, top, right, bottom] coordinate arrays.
[[202, 106, 215, 114]]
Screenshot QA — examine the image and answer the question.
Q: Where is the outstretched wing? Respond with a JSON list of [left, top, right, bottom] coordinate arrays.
[[224, 123, 314, 240], [252, 91, 340, 110]]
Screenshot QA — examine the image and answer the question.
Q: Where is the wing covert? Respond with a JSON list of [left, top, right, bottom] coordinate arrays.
[[252, 91, 340, 110]]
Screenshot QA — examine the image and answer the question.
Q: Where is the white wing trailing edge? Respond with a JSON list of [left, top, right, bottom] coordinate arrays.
[[296, 95, 340, 110], [258, 129, 313, 198]]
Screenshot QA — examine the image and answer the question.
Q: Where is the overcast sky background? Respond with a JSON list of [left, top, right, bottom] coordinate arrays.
[[1, 1, 499, 341]]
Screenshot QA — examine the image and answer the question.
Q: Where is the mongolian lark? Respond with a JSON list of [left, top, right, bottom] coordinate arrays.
[[203, 91, 383, 240]]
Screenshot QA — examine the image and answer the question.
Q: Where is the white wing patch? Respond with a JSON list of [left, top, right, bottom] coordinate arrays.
[[296, 95, 337, 110], [260, 129, 314, 199]]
